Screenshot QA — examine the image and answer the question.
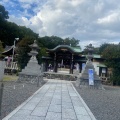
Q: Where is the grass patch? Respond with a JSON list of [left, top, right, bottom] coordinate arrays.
[[2, 75, 18, 81]]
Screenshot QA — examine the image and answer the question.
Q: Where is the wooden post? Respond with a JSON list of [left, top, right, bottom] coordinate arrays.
[[53, 53, 57, 72], [70, 54, 74, 74]]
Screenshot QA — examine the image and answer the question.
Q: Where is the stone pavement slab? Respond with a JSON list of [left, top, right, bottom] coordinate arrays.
[[48, 104, 61, 112], [62, 108, 77, 119], [3, 80, 96, 120], [45, 112, 61, 120]]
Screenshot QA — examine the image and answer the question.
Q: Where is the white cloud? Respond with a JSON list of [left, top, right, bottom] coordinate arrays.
[[9, 15, 30, 26], [97, 12, 120, 24], [21, 4, 31, 9], [2, 0, 120, 48], [97, 11, 120, 33], [18, 0, 38, 4], [2, 0, 9, 2]]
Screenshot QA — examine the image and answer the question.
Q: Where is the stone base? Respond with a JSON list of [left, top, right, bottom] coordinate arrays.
[[44, 72, 77, 81], [17, 73, 44, 87], [77, 60, 103, 89], [76, 78, 103, 89]]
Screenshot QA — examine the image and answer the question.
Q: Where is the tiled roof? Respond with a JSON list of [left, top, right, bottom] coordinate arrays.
[[71, 46, 82, 52], [97, 64, 107, 67], [47, 45, 82, 53]]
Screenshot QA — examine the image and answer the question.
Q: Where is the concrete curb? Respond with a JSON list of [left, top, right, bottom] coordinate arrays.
[[2, 81, 48, 120], [71, 83, 97, 120]]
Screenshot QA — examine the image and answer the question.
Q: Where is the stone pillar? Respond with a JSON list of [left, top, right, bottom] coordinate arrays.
[[0, 61, 5, 81], [44, 60, 48, 72], [105, 68, 108, 77], [99, 67, 102, 76], [78, 62, 80, 73], [53, 53, 57, 72], [70, 54, 73, 74], [79, 62, 82, 73], [42, 62, 46, 72], [55, 62, 58, 72]]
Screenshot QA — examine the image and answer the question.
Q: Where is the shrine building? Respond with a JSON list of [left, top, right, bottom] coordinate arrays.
[[42, 45, 86, 74]]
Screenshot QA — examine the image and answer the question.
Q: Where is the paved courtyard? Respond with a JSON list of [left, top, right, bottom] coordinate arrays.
[[3, 80, 96, 120]]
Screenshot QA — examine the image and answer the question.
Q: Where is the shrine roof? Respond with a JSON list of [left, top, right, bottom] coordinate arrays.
[[82, 54, 101, 59], [97, 64, 107, 67], [93, 54, 101, 58], [2, 45, 14, 55], [47, 45, 82, 53], [72, 46, 82, 52], [42, 56, 52, 59]]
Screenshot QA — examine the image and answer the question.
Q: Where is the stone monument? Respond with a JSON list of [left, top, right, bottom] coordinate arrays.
[[76, 44, 103, 89], [0, 61, 5, 81], [18, 40, 43, 86]]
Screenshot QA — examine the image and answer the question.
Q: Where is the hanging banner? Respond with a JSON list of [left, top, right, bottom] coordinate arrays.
[[88, 69, 94, 85]]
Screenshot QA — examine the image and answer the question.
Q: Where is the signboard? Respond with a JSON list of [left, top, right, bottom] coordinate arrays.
[[76, 63, 79, 70], [88, 69, 94, 85], [102, 68, 106, 73], [82, 63, 86, 70]]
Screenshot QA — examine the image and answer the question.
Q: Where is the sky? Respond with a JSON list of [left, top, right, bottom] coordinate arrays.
[[0, 0, 120, 49]]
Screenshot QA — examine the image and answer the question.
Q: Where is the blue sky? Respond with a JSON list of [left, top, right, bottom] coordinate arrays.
[[0, 0, 120, 48]]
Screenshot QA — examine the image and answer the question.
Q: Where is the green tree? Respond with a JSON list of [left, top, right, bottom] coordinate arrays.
[[17, 36, 34, 69], [38, 36, 79, 49], [0, 5, 38, 46], [0, 4, 9, 46], [0, 40, 4, 58], [18, 26, 38, 40], [0, 4, 9, 21], [0, 41, 3, 52], [64, 37, 79, 46], [99, 43, 110, 54], [102, 44, 120, 85], [38, 36, 63, 49]]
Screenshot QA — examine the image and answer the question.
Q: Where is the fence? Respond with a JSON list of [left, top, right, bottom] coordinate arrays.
[[4, 62, 19, 74], [0, 81, 40, 120]]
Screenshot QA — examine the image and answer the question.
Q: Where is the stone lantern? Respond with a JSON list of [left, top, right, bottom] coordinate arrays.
[[86, 43, 94, 61], [18, 40, 43, 86], [76, 44, 103, 89], [28, 40, 39, 60]]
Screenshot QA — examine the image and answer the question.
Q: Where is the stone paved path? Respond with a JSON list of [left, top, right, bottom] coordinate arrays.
[[3, 80, 96, 120]]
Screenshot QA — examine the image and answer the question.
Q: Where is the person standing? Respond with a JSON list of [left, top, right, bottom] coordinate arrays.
[[7, 55, 12, 67]]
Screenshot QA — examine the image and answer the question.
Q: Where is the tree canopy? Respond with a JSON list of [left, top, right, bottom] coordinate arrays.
[[102, 43, 120, 85], [38, 36, 79, 49], [17, 36, 35, 69], [0, 4, 38, 46], [99, 43, 111, 54], [0, 4, 9, 21]]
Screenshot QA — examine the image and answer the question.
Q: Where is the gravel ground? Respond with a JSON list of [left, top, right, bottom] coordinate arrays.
[[1, 80, 120, 120], [73, 82, 120, 120], [0, 80, 46, 120]]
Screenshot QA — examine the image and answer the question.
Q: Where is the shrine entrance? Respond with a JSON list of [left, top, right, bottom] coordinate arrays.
[[56, 50, 72, 74], [42, 45, 86, 74]]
